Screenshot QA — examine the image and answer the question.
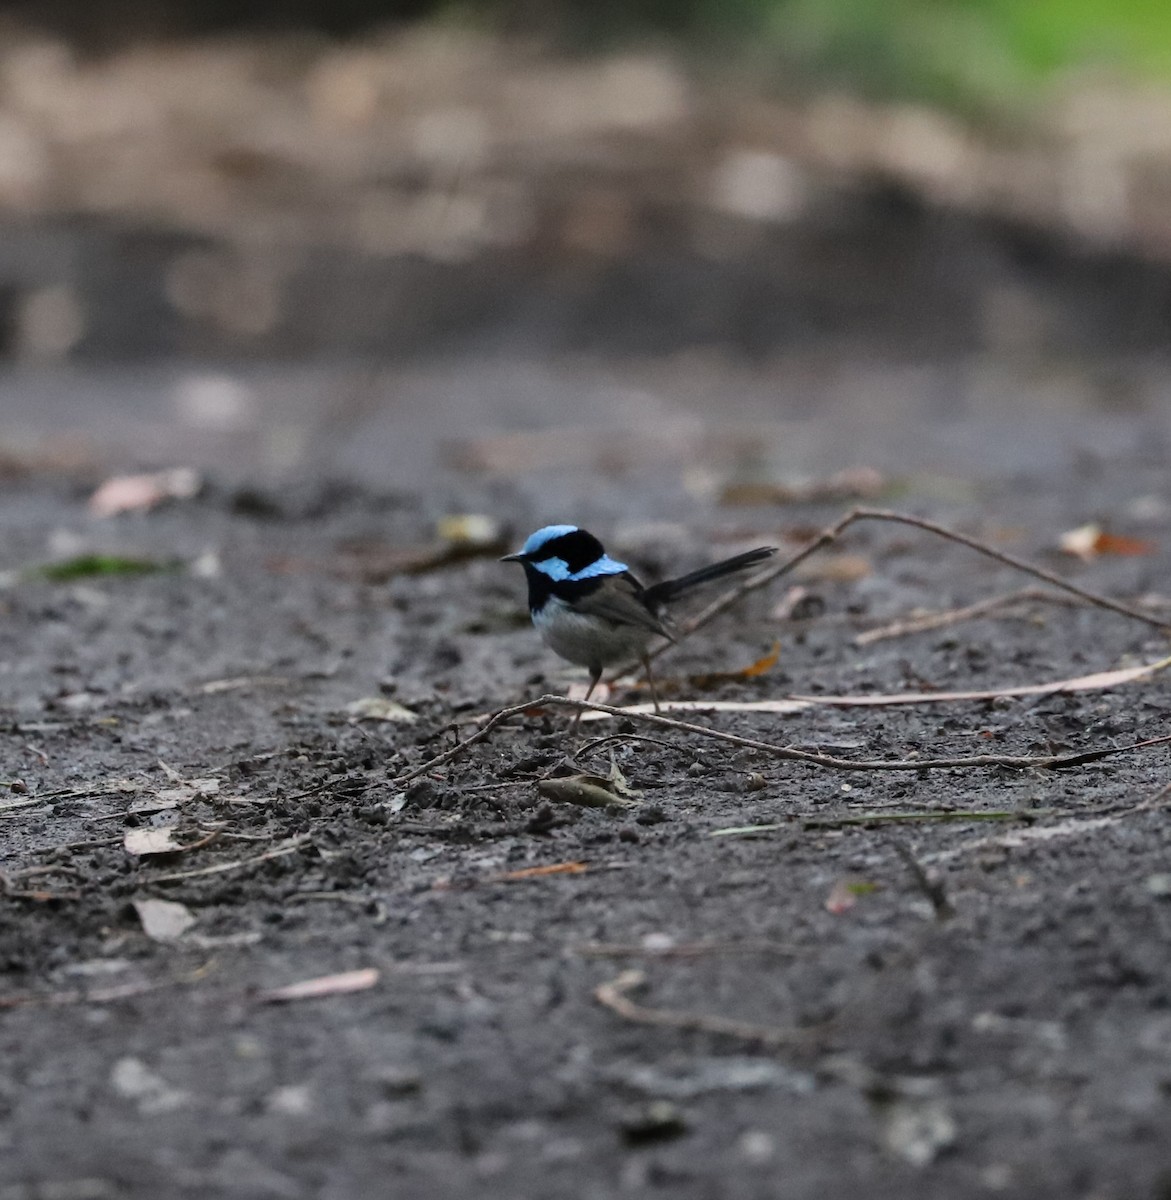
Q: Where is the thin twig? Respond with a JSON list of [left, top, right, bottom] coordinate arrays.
[[144, 835, 311, 885], [594, 969, 807, 1048], [0, 799, 44, 817], [709, 809, 1053, 836], [922, 787, 1171, 865], [0, 961, 216, 1009], [854, 587, 1078, 646], [635, 506, 1169, 672], [889, 839, 954, 921], [573, 733, 697, 762], [392, 694, 1168, 785], [577, 940, 795, 959], [800, 808, 1054, 830]]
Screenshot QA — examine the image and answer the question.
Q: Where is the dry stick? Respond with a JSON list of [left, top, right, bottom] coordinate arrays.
[[854, 586, 1078, 647], [921, 782, 1171, 865], [578, 940, 795, 959], [635, 507, 1169, 674], [711, 809, 1055, 837], [0, 962, 216, 1010], [144, 834, 311, 885], [594, 969, 807, 1048], [392, 695, 1166, 786], [888, 838, 954, 921]]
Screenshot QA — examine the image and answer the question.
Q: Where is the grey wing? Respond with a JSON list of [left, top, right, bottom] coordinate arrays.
[[576, 575, 674, 639]]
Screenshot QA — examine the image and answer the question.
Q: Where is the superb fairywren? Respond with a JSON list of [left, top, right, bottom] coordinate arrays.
[[502, 525, 776, 708]]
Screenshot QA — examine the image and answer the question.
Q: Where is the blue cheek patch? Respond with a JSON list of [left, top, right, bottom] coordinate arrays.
[[570, 554, 628, 580], [533, 554, 627, 582]]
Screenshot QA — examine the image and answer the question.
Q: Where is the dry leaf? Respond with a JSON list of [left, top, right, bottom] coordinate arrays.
[[492, 861, 589, 882], [1059, 523, 1156, 561], [579, 655, 1171, 721], [200, 675, 290, 694], [436, 513, 502, 547], [579, 698, 813, 722], [771, 586, 828, 622], [344, 697, 418, 723], [156, 778, 219, 804], [825, 878, 876, 914], [124, 827, 182, 856], [719, 467, 886, 506], [794, 553, 872, 583], [689, 642, 780, 688], [880, 1096, 957, 1166], [1092, 531, 1157, 556], [568, 678, 612, 704], [126, 797, 180, 816], [607, 756, 641, 798], [132, 898, 196, 942], [259, 968, 380, 1003], [795, 656, 1171, 706], [537, 776, 639, 810], [88, 468, 201, 517]]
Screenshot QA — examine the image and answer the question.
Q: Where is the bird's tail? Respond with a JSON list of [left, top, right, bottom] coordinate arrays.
[[644, 546, 776, 606]]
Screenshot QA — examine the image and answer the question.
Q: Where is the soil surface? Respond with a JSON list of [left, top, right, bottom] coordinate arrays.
[[1, 393, 1170, 1199]]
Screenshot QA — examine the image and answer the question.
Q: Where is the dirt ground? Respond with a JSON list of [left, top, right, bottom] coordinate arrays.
[[1, 403, 1170, 1200]]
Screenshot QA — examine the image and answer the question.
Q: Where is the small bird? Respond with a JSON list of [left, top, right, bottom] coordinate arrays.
[[502, 525, 777, 709]]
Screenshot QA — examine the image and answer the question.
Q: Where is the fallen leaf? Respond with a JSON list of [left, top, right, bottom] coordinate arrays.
[[259, 968, 380, 1003], [331, 518, 508, 582], [795, 657, 1171, 705], [568, 677, 612, 704], [879, 1096, 957, 1167], [200, 675, 289, 694], [578, 655, 1171, 721], [537, 776, 639, 810], [719, 467, 887, 507], [770, 586, 824, 622], [109, 1056, 189, 1114], [133, 898, 196, 942], [620, 1099, 690, 1145], [88, 468, 202, 517], [825, 878, 876, 914], [344, 697, 418, 723], [1092, 531, 1157, 556], [1059, 522, 1156, 561], [124, 828, 182, 856], [157, 778, 220, 803], [793, 553, 872, 583], [34, 554, 169, 582], [690, 642, 780, 688], [607, 755, 642, 799], [126, 797, 180, 816], [492, 861, 589, 882], [436, 513, 502, 547], [578, 698, 812, 722]]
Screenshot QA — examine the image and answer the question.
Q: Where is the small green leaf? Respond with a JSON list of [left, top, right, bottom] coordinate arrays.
[[34, 554, 170, 581]]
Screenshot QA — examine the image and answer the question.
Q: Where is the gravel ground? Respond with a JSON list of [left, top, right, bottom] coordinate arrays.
[[1, 411, 1170, 1199]]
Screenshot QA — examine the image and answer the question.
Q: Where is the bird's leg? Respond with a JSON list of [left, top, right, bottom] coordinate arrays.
[[641, 653, 661, 713], [572, 667, 603, 732]]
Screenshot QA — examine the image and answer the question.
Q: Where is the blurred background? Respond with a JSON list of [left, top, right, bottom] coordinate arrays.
[[2, 0, 1171, 498]]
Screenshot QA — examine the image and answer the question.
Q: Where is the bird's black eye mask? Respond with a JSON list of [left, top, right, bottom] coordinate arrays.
[[528, 529, 608, 574]]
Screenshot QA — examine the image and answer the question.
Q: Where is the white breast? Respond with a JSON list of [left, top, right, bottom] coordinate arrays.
[[533, 596, 653, 670]]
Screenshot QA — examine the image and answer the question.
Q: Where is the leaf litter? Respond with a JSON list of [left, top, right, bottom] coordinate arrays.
[[535, 755, 642, 811], [3, 488, 1171, 1190], [133, 898, 197, 942]]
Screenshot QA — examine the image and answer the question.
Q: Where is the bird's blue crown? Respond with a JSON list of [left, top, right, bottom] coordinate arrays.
[[520, 524, 579, 555], [517, 525, 628, 583]]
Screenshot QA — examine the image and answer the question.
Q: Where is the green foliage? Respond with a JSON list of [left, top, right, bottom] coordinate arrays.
[[456, 0, 1171, 111], [34, 554, 170, 581]]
